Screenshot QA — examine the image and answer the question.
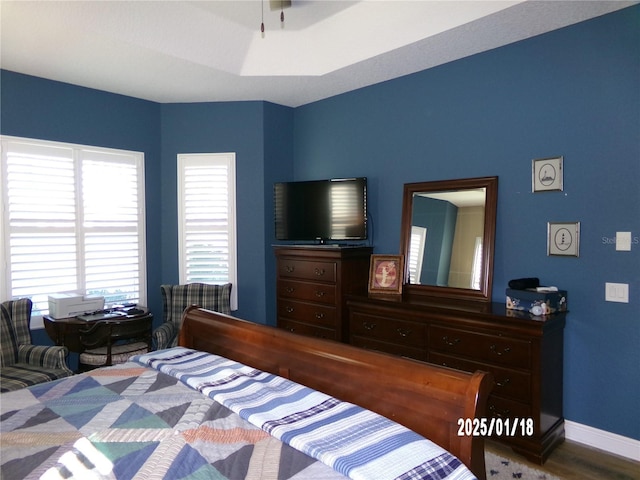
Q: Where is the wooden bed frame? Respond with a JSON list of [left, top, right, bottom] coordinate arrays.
[[179, 307, 493, 480]]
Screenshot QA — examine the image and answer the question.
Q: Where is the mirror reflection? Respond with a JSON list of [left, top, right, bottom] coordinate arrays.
[[408, 188, 486, 290], [399, 176, 497, 303]]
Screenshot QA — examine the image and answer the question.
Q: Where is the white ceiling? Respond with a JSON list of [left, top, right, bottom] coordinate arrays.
[[0, 0, 635, 107]]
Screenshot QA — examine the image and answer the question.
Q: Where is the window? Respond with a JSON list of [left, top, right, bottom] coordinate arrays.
[[471, 236, 483, 290], [1, 136, 147, 322], [408, 225, 427, 284], [177, 153, 237, 310]]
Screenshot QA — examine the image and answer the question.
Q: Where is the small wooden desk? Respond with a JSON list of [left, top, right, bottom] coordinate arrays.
[[44, 308, 153, 353]]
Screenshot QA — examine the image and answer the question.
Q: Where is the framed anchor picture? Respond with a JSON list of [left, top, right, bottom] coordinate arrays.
[[368, 255, 404, 295], [532, 156, 563, 192]]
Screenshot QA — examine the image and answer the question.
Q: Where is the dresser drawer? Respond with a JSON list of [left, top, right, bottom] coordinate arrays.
[[278, 259, 337, 282], [278, 300, 337, 329], [278, 319, 338, 341], [278, 280, 337, 305], [351, 335, 427, 361], [350, 312, 425, 348], [429, 325, 531, 369], [487, 396, 532, 423], [429, 351, 531, 402]]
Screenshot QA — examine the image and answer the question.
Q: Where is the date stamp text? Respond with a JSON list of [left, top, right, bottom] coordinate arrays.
[[457, 417, 534, 437]]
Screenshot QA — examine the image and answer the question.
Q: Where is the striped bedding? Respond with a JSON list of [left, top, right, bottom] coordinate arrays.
[[133, 347, 476, 480]]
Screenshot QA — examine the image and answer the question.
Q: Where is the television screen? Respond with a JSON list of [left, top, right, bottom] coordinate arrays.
[[274, 177, 367, 242]]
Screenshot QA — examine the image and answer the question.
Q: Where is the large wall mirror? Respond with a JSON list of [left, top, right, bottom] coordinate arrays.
[[399, 176, 498, 303]]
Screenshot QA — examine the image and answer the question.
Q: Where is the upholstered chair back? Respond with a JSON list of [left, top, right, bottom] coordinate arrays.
[[0, 298, 33, 367], [1, 298, 72, 392], [163, 283, 232, 324], [153, 283, 232, 350]]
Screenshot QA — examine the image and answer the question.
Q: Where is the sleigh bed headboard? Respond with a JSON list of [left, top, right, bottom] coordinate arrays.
[[179, 306, 493, 479]]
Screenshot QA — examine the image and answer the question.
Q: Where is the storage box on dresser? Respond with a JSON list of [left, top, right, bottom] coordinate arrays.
[[347, 295, 566, 464], [275, 246, 372, 342]]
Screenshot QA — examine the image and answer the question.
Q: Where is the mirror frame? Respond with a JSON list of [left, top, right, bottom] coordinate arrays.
[[399, 176, 498, 304]]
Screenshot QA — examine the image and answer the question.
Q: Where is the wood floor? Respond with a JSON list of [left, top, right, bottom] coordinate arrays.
[[486, 439, 640, 480]]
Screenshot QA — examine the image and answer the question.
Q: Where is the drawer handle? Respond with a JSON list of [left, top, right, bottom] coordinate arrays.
[[285, 287, 295, 294], [285, 265, 295, 273], [490, 344, 511, 356], [495, 378, 511, 388], [315, 312, 325, 319], [396, 328, 412, 337], [442, 335, 460, 347], [489, 404, 511, 418], [315, 291, 326, 297], [285, 306, 294, 313], [363, 321, 377, 331], [314, 268, 325, 276]]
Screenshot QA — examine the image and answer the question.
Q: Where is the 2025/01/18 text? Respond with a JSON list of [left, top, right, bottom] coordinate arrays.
[[457, 417, 534, 437]]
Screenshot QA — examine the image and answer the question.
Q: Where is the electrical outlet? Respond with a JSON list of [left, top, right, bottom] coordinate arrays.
[[605, 283, 629, 303]]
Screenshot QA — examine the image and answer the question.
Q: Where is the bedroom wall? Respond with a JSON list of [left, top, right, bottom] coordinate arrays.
[[158, 101, 293, 323], [0, 75, 293, 327], [291, 6, 639, 441], [262, 103, 296, 326], [1, 4, 637, 445], [0, 70, 164, 328]]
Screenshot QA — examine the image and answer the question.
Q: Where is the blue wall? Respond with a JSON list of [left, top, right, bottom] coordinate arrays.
[[1, 5, 638, 441], [293, 6, 639, 440], [0, 70, 164, 327], [262, 103, 296, 326], [159, 101, 285, 322], [0, 77, 294, 325], [412, 196, 458, 286]]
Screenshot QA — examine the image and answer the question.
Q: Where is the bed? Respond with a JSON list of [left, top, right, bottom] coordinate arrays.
[[1, 307, 493, 480]]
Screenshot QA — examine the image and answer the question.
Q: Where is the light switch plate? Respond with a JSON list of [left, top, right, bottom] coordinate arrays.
[[605, 282, 629, 303], [616, 232, 632, 251]]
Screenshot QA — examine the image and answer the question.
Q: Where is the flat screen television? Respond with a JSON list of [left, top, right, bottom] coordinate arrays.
[[274, 177, 367, 242]]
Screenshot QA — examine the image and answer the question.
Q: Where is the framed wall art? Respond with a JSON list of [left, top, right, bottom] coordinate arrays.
[[548, 222, 580, 257], [368, 255, 404, 295], [532, 156, 563, 192]]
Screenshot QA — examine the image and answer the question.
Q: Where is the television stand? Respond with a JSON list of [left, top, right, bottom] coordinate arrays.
[[274, 245, 372, 342]]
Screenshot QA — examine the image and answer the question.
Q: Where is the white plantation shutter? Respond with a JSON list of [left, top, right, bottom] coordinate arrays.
[[471, 236, 483, 290], [81, 150, 144, 304], [1, 136, 147, 318], [408, 225, 427, 284], [178, 153, 237, 310]]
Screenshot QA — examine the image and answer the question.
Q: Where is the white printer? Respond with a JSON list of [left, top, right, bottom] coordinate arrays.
[[48, 294, 105, 319]]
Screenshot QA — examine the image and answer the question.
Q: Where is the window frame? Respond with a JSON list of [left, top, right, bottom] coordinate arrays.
[[177, 152, 238, 310], [1, 135, 147, 327], [408, 225, 427, 284]]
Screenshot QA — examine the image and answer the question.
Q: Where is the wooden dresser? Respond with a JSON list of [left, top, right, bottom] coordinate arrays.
[[347, 294, 566, 464], [275, 246, 372, 342]]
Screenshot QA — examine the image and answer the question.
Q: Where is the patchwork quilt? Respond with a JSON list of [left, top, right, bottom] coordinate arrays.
[[1, 348, 477, 480]]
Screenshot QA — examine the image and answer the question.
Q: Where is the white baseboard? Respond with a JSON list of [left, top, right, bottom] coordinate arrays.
[[565, 420, 640, 462]]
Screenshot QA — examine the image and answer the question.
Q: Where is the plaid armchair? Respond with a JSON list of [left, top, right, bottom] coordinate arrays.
[[153, 283, 232, 351], [1, 298, 73, 392]]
